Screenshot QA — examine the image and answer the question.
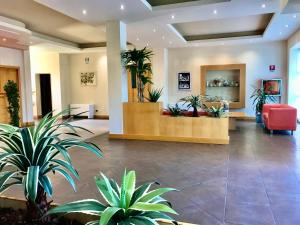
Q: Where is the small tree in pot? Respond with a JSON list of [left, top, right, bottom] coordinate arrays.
[[0, 110, 103, 223], [250, 87, 276, 123], [3, 80, 20, 127], [121, 47, 153, 102], [180, 95, 204, 117]]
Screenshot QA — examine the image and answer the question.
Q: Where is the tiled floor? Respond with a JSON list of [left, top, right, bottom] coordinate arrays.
[[5, 121, 300, 225]]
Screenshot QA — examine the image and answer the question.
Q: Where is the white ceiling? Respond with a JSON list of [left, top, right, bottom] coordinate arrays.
[[0, 0, 299, 50]]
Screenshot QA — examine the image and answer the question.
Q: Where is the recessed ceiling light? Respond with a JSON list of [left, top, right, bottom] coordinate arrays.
[[120, 4, 125, 10], [171, 15, 175, 19], [146, 43, 149, 47], [82, 9, 87, 15], [2, 38, 6, 42], [136, 37, 140, 41], [162, 36, 165, 40], [261, 3, 266, 8], [285, 24, 289, 28], [279, 32, 282, 35], [30, 41, 33, 44], [169, 41, 173, 44], [153, 28, 156, 33], [213, 9, 218, 15], [293, 14, 297, 19]]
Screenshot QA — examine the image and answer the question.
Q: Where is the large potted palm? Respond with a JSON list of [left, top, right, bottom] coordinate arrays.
[[250, 87, 276, 123], [0, 110, 103, 223], [121, 47, 153, 102]]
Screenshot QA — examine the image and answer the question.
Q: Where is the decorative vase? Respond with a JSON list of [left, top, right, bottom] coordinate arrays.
[[256, 112, 262, 123]]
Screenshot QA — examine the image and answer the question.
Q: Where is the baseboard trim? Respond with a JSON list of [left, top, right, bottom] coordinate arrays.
[[109, 133, 229, 145]]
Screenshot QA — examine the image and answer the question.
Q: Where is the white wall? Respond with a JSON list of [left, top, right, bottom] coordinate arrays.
[[0, 47, 33, 123], [30, 51, 62, 115], [167, 41, 287, 115], [69, 52, 108, 116]]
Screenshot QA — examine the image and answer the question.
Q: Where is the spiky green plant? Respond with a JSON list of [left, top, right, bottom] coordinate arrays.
[[180, 95, 204, 117], [206, 106, 225, 118], [167, 104, 182, 117], [0, 110, 103, 222], [250, 87, 276, 114], [47, 170, 177, 225], [121, 47, 153, 102], [146, 88, 163, 102]]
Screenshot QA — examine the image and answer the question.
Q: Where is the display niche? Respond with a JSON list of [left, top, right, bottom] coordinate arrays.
[[200, 64, 246, 109]]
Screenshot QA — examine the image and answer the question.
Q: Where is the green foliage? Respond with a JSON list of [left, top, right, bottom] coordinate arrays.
[[205, 106, 225, 118], [121, 47, 153, 102], [47, 170, 177, 225], [250, 87, 276, 114], [180, 95, 204, 117], [167, 104, 182, 117], [3, 80, 20, 127], [146, 88, 163, 102], [0, 110, 103, 205]]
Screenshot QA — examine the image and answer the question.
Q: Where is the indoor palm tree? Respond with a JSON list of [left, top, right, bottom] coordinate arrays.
[[180, 95, 204, 117], [47, 170, 178, 225], [250, 87, 276, 123], [121, 47, 153, 102], [0, 110, 103, 222]]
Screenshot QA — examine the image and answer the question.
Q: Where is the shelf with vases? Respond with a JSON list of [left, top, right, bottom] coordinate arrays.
[[201, 64, 246, 109]]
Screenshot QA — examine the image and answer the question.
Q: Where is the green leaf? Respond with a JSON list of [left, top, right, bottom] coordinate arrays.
[[129, 202, 177, 215], [51, 159, 79, 179], [100, 207, 122, 225], [125, 170, 136, 208], [96, 174, 119, 207], [130, 216, 159, 225], [138, 188, 176, 203], [20, 128, 34, 161], [40, 175, 53, 197], [54, 168, 77, 192], [0, 171, 18, 191], [26, 166, 40, 202], [47, 199, 106, 216], [86, 221, 100, 225], [142, 211, 174, 221], [131, 182, 153, 205]]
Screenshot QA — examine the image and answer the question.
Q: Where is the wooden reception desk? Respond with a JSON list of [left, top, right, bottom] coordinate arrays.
[[109, 102, 229, 144]]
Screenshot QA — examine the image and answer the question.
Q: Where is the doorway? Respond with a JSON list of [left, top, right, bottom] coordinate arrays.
[[0, 67, 20, 124], [39, 74, 52, 117]]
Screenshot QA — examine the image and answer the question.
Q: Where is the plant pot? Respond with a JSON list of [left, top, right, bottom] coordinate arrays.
[[0, 196, 196, 225], [256, 113, 262, 123]]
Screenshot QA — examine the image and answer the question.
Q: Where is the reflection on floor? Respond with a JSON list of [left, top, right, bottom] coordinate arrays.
[[4, 121, 300, 225], [69, 119, 109, 139]]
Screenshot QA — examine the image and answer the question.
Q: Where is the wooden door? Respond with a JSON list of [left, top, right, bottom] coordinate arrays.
[[0, 67, 19, 124]]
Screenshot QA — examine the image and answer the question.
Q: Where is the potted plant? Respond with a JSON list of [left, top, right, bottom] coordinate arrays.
[[180, 95, 204, 117], [4, 80, 20, 127], [146, 88, 163, 102], [0, 110, 103, 223], [121, 47, 153, 102], [250, 87, 276, 123], [167, 104, 182, 117], [47, 170, 178, 225], [205, 106, 226, 118]]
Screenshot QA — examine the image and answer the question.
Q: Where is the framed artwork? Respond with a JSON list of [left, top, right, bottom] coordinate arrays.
[[262, 79, 282, 96], [80, 72, 96, 86], [178, 72, 191, 90]]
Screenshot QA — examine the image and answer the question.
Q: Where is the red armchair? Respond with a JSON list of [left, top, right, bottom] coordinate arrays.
[[262, 104, 297, 134]]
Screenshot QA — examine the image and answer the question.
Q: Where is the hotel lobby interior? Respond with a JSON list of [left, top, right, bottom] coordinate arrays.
[[0, 0, 300, 225]]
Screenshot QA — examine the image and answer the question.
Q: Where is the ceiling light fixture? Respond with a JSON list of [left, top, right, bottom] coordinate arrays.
[[261, 3, 266, 8], [120, 4, 125, 10], [285, 24, 289, 28], [2, 38, 7, 42], [162, 36, 165, 40], [293, 14, 297, 19], [171, 15, 175, 19], [82, 9, 87, 15], [213, 9, 218, 15], [30, 41, 33, 44], [146, 43, 149, 47], [153, 28, 156, 33], [136, 37, 140, 41], [279, 32, 282, 35], [169, 41, 173, 44]]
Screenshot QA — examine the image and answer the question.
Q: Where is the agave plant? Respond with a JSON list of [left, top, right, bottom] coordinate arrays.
[[121, 47, 153, 102], [0, 110, 103, 221], [146, 88, 163, 102], [47, 170, 177, 225], [206, 106, 225, 118], [167, 104, 182, 117], [180, 95, 204, 117]]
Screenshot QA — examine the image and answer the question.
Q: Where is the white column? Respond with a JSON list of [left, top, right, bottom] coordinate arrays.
[[106, 21, 128, 134], [23, 49, 34, 123]]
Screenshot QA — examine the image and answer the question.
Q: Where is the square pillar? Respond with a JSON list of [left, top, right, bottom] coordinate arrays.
[[106, 21, 128, 134]]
